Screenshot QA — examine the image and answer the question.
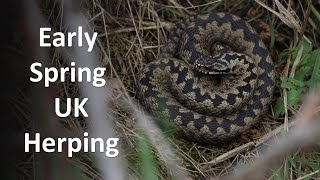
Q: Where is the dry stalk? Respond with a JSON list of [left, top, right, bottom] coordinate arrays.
[[163, 0, 222, 10], [283, 53, 291, 132], [202, 142, 256, 166], [254, 0, 301, 30], [199, 117, 297, 171], [99, 25, 165, 36], [22, 1, 81, 179], [217, 90, 320, 180], [289, 44, 304, 78], [57, 0, 125, 179], [86, 2, 191, 177], [114, 92, 191, 180]]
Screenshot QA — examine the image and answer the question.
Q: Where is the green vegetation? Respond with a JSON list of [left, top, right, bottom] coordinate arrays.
[[274, 41, 320, 116], [20, 0, 320, 179]]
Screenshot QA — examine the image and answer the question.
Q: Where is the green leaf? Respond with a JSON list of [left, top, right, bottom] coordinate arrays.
[[291, 41, 312, 65], [302, 41, 313, 54], [309, 49, 320, 89], [268, 12, 275, 49], [310, 3, 320, 22], [300, 53, 314, 66], [288, 155, 298, 169], [281, 77, 296, 89], [290, 78, 305, 88], [274, 96, 285, 117], [280, 77, 305, 89], [278, 49, 293, 63], [287, 89, 303, 108], [137, 131, 158, 180], [295, 66, 312, 81], [302, 159, 320, 172], [271, 166, 286, 180], [205, 0, 223, 12]]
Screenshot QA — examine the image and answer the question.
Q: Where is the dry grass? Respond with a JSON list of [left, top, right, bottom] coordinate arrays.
[[16, 0, 320, 179]]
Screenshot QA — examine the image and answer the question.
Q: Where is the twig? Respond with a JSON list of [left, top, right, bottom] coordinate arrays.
[[296, 170, 320, 180], [283, 53, 292, 132], [167, 0, 189, 14], [200, 120, 297, 169], [112, 17, 174, 29], [59, 1, 125, 179], [255, 120, 296, 147], [254, 0, 301, 30], [162, 0, 222, 10], [115, 94, 191, 180], [289, 44, 304, 78], [22, 1, 74, 179], [218, 90, 320, 180], [202, 142, 256, 166], [98, 25, 165, 36]]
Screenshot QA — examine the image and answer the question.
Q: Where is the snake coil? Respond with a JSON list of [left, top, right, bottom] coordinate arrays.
[[136, 12, 275, 143]]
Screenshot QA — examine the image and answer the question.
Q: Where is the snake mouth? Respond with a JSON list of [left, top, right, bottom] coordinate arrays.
[[195, 64, 232, 74]]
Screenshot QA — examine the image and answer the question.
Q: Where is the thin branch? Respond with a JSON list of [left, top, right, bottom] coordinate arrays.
[[115, 93, 191, 180], [218, 90, 320, 180], [59, 1, 125, 179]]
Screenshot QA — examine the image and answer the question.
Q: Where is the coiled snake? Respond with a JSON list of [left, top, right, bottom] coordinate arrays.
[[136, 12, 275, 143]]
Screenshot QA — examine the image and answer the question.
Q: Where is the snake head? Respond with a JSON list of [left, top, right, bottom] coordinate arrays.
[[194, 55, 233, 74]]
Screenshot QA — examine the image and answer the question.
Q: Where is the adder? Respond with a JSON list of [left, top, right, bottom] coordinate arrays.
[[136, 12, 275, 143]]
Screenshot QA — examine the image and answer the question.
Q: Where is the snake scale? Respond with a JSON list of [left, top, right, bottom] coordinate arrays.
[[136, 12, 275, 143]]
